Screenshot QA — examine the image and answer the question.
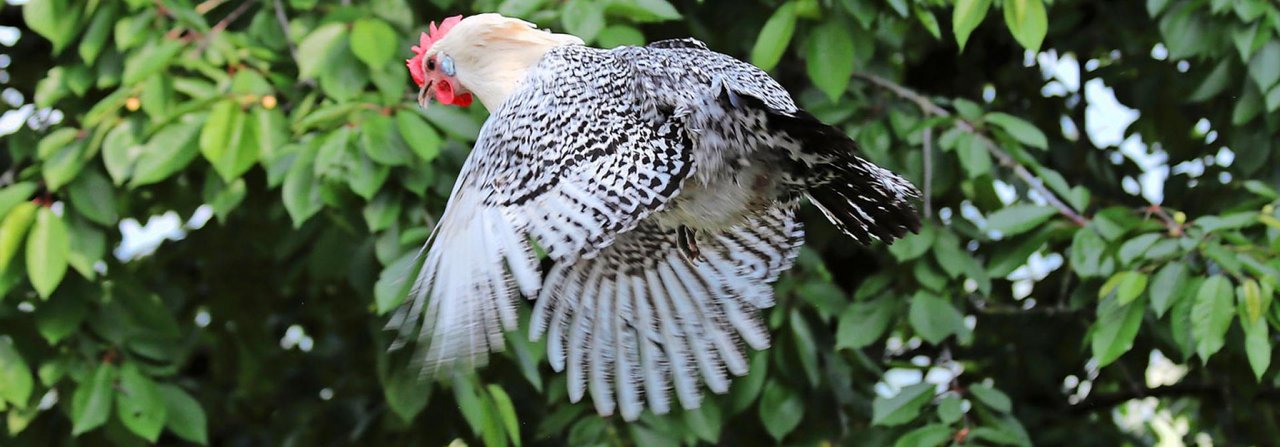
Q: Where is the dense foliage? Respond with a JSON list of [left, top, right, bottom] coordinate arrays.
[[2, 0, 1279, 444]]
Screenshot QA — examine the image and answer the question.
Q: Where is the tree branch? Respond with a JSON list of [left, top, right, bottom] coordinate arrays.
[[852, 72, 1088, 227], [922, 127, 934, 219], [273, 0, 300, 61]]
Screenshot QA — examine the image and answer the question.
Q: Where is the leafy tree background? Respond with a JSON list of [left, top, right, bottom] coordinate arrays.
[[2, 0, 1279, 445]]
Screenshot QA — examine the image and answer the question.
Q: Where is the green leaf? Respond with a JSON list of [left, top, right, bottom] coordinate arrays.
[[1100, 271, 1148, 306], [909, 291, 967, 344], [72, 363, 117, 436], [806, 21, 856, 101], [932, 230, 969, 278], [953, 0, 993, 50], [894, 424, 953, 447], [597, 25, 646, 48], [0, 202, 38, 276], [1244, 316, 1270, 381], [363, 191, 402, 233], [0, 337, 34, 408], [1248, 41, 1280, 91], [603, 0, 682, 22], [397, 111, 443, 162], [915, 8, 942, 40], [937, 395, 964, 423], [26, 207, 70, 298], [889, 224, 936, 261], [956, 132, 993, 178], [361, 113, 414, 166], [23, 0, 81, 54], [381, 361, 432, 422], [1149, 262, 1186, 317], [297, 23, 348, 80], [103, 121, 142, 185], [985, 112, 1048, 150], [68, 169, 119, 226], [39, 128, 87, 191], [350, 19, 399, 70], [200, 101, 260, 182], [1192, 275, 1235, 362], [986, 205, 1057, 237], [130, 121, 203, 188], [758, 380, 804, 440], [79, 2, 117, 64], [1195, 211, 1259, 233], [116, 363, 166, 442], [159, 384, 208, 445], [487, 385, 522, 447], [730, 352, 769, 414], [1092, 293, 1145, 367], [375, 251, 419, 314], [1002, 0, 1048, 52], [751, 2, 798, 71], [123, 40, 185, 85], [35, 286, 87, 344], [66, 217, 105, 280], [836, 297, 894, 349], [349, 152, 390, 200], [969, 384, 1012, 413], [1117, 233, 1160, 266], [0, 183, 36, 224], [1070, 228, 1106, 278], [564, 0, 606, 43], [1239, 279, 1268, 324], [872, 383, 934, 426], [282, 143, 323, 228]]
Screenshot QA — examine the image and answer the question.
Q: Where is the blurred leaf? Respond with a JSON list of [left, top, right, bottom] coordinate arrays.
[[1002, 0, 1047, 52], [130, 121, 203, 188], [1117, 233, 1160, 266], [72, 363, 117, 436], [487, 385, 521, 447], [758, 380, 803, 441], [1192, 275, 1235, 362], [23, 0, 80, 54], [0, 202, 38, 275], [872, 383, 934, 426], [1244, 317, 1270, 381], [68, 169, 119, 226], [298, 23, 348, 80], [564, 0, 606, 43], [123, 40, 185, 85], [1070, 228, 1106, 278], [603, 0, 682, 22], [889, 224, 935, 261], [1100, 271, 1148, 306], [751, 2, 798, 71], [968, 384, 1012, 413], [39, 128, 87, 191], [397, 110, 444, 162], [0, 337, 34, 408], [35, 285, 87, 344], [954, 0, 993, 50], [985, 112, 1047, 150], [1248, 41, 1280, 91], [376, 251, 420, 314], [282, 142, 323, 227], [937, 395, 964, 423], [836, 297, 894, 349], [159, 384, 208, 445], [116, 363, 166, 442], [894, 424, 952, 447], [986, 205, 1056, 237], [909, 291, 967, 344], [362, 113, 414, 166], [382, 364, 432, 422], [598, 25, 646, 48], [1092, 293, 1145, 367], [1149, 261, 1186, 317], [79, 2, 117, 64], [103, 121, 142, 185], [806, 21, 856, 101], [200, 101, 260, 182], [26, 207, 70, 299], [0, 183, 37, 219], [351, 19, 399, 70]]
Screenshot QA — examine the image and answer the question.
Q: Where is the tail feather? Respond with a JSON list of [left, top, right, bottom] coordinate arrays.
[[531, 204, 803, 420], [387, 188, 541, 377]]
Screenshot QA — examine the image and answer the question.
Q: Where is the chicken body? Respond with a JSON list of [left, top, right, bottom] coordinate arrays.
[[391, 15, 920, 421]]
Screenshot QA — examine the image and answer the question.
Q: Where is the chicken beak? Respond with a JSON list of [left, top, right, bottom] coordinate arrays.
[[417, 81, 433, 110]]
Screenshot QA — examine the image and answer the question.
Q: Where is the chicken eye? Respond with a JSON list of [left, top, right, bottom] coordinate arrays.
[[441, 55, 456, 76], [426, 58, 436, 71]]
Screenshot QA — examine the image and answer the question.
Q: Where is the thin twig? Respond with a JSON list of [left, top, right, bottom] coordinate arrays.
[[922, 127, 934, 219], [273, 0, 300, 61], [852, 72, 1088, 226], [210, 0, 254, 34]]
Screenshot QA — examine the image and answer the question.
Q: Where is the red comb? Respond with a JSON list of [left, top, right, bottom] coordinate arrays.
[[407, 15, 464, 87]]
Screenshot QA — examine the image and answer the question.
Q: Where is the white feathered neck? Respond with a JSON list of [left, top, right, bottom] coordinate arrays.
[[429, 14, 584, 110]]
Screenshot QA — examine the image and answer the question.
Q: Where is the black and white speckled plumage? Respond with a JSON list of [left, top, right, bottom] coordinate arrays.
[[390, 36, 920, 420]]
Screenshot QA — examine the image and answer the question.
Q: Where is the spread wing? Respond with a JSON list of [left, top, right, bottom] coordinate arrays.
[[388, 45, 694, 376]]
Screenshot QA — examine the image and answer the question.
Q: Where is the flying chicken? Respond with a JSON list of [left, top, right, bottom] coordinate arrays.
[[390, 13, 921, 421]]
